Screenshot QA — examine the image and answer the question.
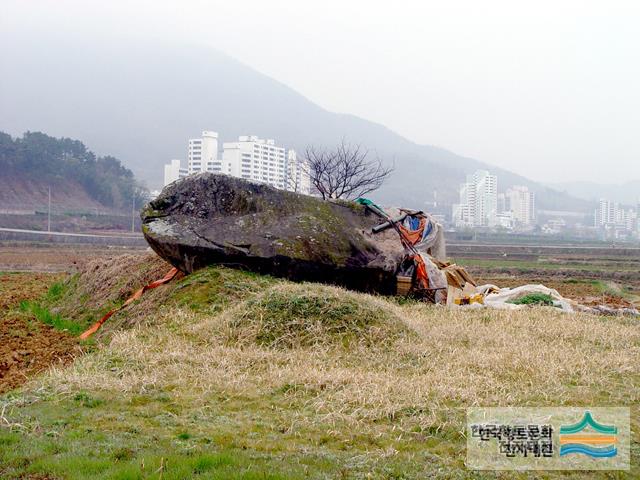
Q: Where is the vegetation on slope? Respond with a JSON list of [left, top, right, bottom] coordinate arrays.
[[222, 284, 412, 349], [0, 255, 639, 479], [0, 131, 146, 210]]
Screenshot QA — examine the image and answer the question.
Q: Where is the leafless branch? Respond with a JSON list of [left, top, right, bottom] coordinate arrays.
[[302, 140, 393, 200]]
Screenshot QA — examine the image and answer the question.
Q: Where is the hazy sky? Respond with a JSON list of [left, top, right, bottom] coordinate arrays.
[[3, 0, 640, 183]]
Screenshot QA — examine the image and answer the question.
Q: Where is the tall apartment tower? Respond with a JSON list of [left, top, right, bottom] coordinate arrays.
[[505, 185, 535, 226], [452, 169, 497, 227], [471, 170, 498, 227], [222, 135, 310, 194], [595, 199, 618, 226], [163, 131, 310, 194], [188, 131, 220, 174], [452, 180, 477, 226]]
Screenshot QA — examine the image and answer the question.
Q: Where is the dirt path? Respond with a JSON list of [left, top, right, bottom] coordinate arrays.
[[0, 273, 81, 394]]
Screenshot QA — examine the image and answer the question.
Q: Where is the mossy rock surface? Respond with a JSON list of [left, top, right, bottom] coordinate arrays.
[[142, 174, 400, 294]]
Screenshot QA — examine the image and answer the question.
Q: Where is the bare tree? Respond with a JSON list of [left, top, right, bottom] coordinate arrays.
[[303, 140, 393, 200]]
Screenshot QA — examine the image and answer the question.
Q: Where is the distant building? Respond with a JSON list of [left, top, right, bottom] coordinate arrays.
[[222, 135, 310, 194], [452, 182, 475, 227], [497, 193, 507, 214], [188, 131, 220, 174], [595, 198, 618, 227], [505, 185, 535, 227], [452, 170, 497, 227], [496, 211, 514, 229], [163, 159, 188, 186], [594, 198, 639, 239], [286, 149, 311, 195], [162, 131, 310, 195], [543, 218, 567, 235]]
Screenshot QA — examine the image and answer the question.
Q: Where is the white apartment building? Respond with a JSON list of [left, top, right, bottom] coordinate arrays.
[[474, 170, 498, 226], [223, 136, 284, 189], [222, 135, 310, 194], [285, 149, 311, 195], [164, 159, 188, 186], [188, 131, 221, 174], [595, 199, 619, 226], [163, 131, 311, 195], [496, 211, 514, 229], [452, 170, 497, 227], [505, 185, 536, 226], [594, 199, 640, 239], [452, 181, 476, 227]]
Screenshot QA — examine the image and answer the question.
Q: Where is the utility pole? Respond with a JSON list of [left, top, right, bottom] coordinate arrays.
[[131, 190, 136, 233], [47, 186, 51, 232]]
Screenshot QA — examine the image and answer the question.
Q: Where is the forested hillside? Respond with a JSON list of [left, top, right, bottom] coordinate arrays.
[[0, 131, 145, 212]]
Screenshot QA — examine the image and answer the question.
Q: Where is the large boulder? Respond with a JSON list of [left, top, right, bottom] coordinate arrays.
[[141, 173, 402, 294]]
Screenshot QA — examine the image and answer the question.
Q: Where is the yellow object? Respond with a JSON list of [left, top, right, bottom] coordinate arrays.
[[454, 294, 484, 305], [559, 435, 617, 445]]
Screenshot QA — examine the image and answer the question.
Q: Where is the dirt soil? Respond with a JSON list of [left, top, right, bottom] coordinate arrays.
[[0, 273, 81, 394], [0, 244, 147, 273], [581, 294, 634, 308], [477, 274, 601, 296], [0, 248, 172, 394], [467, 264, 640, 284], [477, 274, 638, 308]]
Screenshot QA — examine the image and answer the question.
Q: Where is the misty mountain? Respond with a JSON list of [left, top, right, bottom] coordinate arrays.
[[0, 33, 590, 213], [548, 181, 640, 206]]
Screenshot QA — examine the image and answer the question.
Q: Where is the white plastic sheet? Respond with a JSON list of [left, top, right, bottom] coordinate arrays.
[[483, 284, 574, 312]]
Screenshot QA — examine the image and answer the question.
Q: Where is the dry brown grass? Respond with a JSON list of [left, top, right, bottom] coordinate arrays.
[[73, 251, 173, 306], [4, 262, 638, 478], [49, 251, 177, 335], [218, 283, 412, 349], [40, 282, 640, 438]]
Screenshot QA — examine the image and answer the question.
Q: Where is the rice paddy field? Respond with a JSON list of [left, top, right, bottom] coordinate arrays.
[[0, 243, 638, 479]]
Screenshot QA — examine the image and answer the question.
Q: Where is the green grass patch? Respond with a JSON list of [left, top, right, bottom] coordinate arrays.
[[507, 293, 555, 306], [47, 280, 68, 301], [0, 396, 346, 480], [19, 300, 86, 335], [171, 266, 276, 313], [594, 280, 635, 300], [73, 391, 104, 408], [562, 278, 599, 285]]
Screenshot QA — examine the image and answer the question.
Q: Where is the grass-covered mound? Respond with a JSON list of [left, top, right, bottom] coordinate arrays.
[[2, 253, 639, 479], [223, 284, 411, 349]]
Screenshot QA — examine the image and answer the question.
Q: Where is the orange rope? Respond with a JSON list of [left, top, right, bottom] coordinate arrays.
[[79, 267, 179, 340]]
